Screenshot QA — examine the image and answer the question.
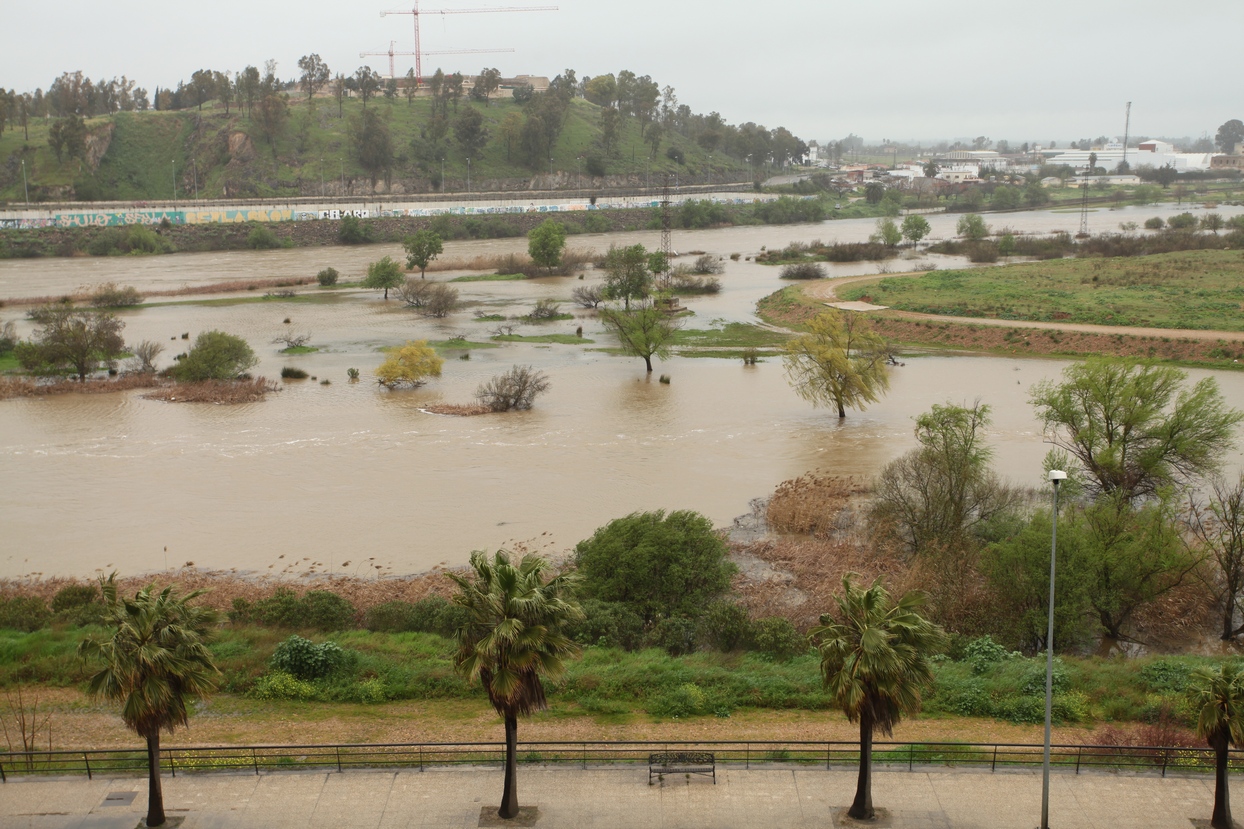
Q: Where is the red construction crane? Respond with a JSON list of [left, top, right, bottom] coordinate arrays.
[[360, 40, 515, 79], [380, 2, 558, 86]]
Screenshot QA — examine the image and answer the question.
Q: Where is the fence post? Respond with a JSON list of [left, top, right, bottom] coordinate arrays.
[[84, 753, 92, 780], [991, 745, 997, 772], [826, 743, 831, 771], [582, 744, 586, 771], [746, 743, 750, 771], [419, 747, 423, 773], [252, 748, 258, 776], [1162, 749, 1169, 778], [909, 744, 914, 772], [170, 751, 176, 778], [1075, 746, 1081, 775], [336, 747, 342, 774]]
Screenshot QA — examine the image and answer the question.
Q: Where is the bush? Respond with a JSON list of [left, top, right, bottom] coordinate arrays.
[[1144, 217, 1165, 230], [647, 615, 699, 656], [247, 226, 281, 250], [280, 367, 309, 379], [650, 682, 707, 718], [363, 596, 466, 637], [475, 365, 551, 412], [752, 617, 808, 661], [527, 298, 563, 320], [962, 636, 1013, 674], [250, 671, 319, 701], [0, 596, 52, 632], [1140, 659, 1196, 694], [1020, 659, 1070, 695], [338, 215, 372, 244], [51, 583, 99, 613], [232, 588, 357, 630], [779, 262, 827, 280], [316, 267, 339, 286], [566, 599, 645, 650], [88, 282, 143, 308], [270, 634, 347, 680], [699, 601, 752, 651], [574, 510, 737, 624], [571, 285, 604, 308], [1167, 212, 1197, 230], [170, 331, 258, 382], [691, 254, 725, 275]]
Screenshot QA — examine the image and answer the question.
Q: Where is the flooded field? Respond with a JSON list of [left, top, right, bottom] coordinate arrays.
[[3, 203, 1244, 579]]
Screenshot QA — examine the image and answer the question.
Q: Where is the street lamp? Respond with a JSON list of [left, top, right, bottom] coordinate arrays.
[[192, 158, 199, 201], [21, 160, 29, 204], [440, 158, 445, 192], [320, 157, 325, 198], [466, 157, 471, 194], [548, 157, 553, 177], [1041, 468, 1067, 829], [171, 160, 177, 202]]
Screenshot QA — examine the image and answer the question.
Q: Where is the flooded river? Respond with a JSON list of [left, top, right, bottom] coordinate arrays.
[[3, 202, 1244, 579]]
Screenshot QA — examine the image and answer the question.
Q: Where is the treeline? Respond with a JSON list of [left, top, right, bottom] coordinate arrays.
[[0, 73, 150, 141]]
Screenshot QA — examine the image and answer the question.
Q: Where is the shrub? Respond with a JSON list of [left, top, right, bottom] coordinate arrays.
[[962, 636, 1013, 674], [234, 588, 357, 630], [280, 367, 309, 379], [475, 365, 551, 412], [51, 583, 100, 613], [1144, 217, 1165, 230], [752, 617, 808, 661], [250, 671, 318, 701], [566, 599, 645, 649], [647, 615, 699, 656], [1020, 659, 1070, 695], [1166, 212, 1197, 230], [571, 285, 604, 308], [779, 262, 826, 280], [376, 341, 443, 388], [88, 282, 143, 308], [338, 215, 372, 244], [1140, 659, 1196, 694], [527, 298, 563, 320], [270, 634, 347, 680], [316, 267, 339, 286], [0, 596, 52, 632], [247, 226, 281, 250], [699, 601, 752, 651], [363, 596, 465, 637], [692, 255, 725, 275], [650, 683, 707, 718], [965, 241, 1000, 263], [170, 331, 259, 382]]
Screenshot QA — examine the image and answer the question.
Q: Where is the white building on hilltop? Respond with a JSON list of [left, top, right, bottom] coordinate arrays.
[[1044, 140, 1217, 173]]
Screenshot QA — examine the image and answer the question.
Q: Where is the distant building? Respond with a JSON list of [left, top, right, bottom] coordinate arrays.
[[1211, 145, 1244, 171], [1044, 140, 1217, 173]]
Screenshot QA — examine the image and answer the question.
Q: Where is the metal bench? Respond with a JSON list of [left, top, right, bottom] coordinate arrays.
[[648, 751, 716, 785]]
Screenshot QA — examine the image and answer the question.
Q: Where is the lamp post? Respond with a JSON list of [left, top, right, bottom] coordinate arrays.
[[466, 157, 471, 194], [548, 157, 553, 178], [320, 157, 325, 198], [171, 160, 177, 202], [440, 158, 445, 192], [21, 160, 29, 204], [1041, 468, 1067, 829], [192, 158, 199, 201], [340, 160, 345, 195]]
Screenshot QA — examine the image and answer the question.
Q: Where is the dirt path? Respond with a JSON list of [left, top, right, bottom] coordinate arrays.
[[804, 273, 1244, 343]]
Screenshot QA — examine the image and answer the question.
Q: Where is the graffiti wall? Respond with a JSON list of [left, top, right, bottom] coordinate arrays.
[[183, 209, 295, 225]]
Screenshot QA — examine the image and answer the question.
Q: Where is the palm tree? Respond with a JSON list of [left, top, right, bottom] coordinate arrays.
[[1191, 663, 1244, 829], [811, 576, 946, 821], [450, 550, 583, 820], [78, 576, 220, 828]]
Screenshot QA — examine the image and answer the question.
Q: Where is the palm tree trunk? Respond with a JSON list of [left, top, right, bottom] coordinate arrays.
[[499, 714, 519, 820], [1213, 731, 1233, 829], [146, 731, 166, 827], [848, 709, 875, 820]]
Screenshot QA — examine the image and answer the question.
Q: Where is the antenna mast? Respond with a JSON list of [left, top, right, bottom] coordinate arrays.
[[1122, 101, 1132, 168], [380, 2, 558, 86]]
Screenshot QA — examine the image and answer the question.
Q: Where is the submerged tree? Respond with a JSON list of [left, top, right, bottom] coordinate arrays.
[[599, 300, 681, 373], [450, 551, 582, 820], [811, 577, 946, 820], [783, 309, 890, 418], [78, 576, 220, 827]]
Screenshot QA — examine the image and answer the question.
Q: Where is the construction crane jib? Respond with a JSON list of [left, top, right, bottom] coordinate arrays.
[[379, 2, 558, 86]]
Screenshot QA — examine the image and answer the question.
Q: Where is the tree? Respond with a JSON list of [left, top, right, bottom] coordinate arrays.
[[601, 244, 651, 308], [214, 71, 233, 115], [923, 160, 939, 178], [873, 217, 901, 247], [811, 576, 946, 821], [574, 510, 736, 625], [783, 310, 890, 418], [600, 106, 621, 157], [476, 365, 551, 412], [1030, 358, 1243, 504], [404, 69, 417, 105], [527, 219, 567, 274], [1216, 119, 1244, 154], [78, 576, 220, 827], [15, 306, 125, 381], [171, 331, 258, 381], [871, 402, 1021, 557], [499, 112, 523, 162], [901, 214, 930, 246], [351, 108, 393, 182], [364, 256, 406, 299], [375, 340, 443, 388], [450, 551, 582, 821], [455, 106, 489, 157], [1188, 475, 1244, 641], [353, 66, 381, 109], [297, 54, 330, 101], [1190, 663, 1244, 829], [331, 73, 347, 118], [403, 230, 444, 278], [645, 122, 663, 159], [600, 300, 681, 373], [474, 67, 501, 105], [956, 213, 989, 240], [252, 93, 288, 154]]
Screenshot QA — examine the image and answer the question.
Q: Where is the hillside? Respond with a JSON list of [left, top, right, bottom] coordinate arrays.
[[0, 95, 752, 203]]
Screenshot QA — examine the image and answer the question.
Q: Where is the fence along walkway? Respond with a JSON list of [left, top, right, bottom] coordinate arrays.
[[1, 739, 1238, 782]]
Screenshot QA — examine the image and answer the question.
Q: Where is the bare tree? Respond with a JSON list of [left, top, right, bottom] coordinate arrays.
[[423, 284, 459, 318], [1189, 474, 1244, 641], [126, 340, 165, 374], [272, 332, 313, 349], [571, 285, 604, 308], [476, 365, 551, 412]]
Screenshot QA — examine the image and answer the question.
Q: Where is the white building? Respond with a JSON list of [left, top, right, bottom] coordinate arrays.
[[1044, 140, 1218, 173]]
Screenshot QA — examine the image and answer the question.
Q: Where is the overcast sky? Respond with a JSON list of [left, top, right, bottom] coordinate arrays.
[[4, 0, 1240, 144]]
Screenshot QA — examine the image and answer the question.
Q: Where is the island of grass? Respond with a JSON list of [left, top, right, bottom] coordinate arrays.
[[449, 273, 528, 283], [492, 334, 594, 345], [837, 250, 1244, 332]]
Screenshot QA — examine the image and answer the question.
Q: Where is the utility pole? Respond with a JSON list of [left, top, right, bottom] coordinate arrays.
[[171, 160, 177, 203], [192, 158, 199, 201], [21, 159, 29, 204], [1122, 101, 1133, 168]]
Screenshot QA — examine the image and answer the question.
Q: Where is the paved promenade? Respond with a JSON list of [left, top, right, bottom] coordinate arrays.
[[0, 765, 1222, 828]]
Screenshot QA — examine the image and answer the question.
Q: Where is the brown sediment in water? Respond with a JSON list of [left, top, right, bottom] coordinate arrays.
[[142, 377, 279, 404], [422, 403, 493, 416], [0, 374, 162, 401]]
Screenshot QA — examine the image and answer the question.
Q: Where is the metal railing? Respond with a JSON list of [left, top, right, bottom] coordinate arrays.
[[2, 740, 1240, 783]]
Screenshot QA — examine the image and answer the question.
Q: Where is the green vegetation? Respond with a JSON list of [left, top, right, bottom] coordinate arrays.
[[839, 251, 1244, 331], [428, 338, 499, 350], [492, 334, 593, 345], [169, 331, 258, 381], [449, 273, 527, 282], [669, 323, 790, 350], [375, 340, 443, 388]]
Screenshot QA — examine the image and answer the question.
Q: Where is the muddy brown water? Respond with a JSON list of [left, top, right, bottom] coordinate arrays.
[[4, 204, 1244, 579]]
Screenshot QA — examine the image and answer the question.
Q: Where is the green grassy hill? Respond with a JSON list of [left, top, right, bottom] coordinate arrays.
[[0, 96, 749, 203]]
